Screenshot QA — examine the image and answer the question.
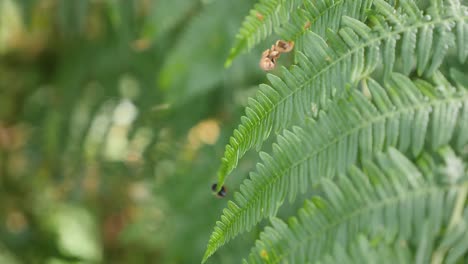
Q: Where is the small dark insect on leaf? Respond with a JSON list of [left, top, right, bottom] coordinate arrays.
[[211, 183, 227, 198]]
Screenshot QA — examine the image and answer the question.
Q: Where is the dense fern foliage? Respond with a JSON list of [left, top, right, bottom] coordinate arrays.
[[205, 0, 468, 263]]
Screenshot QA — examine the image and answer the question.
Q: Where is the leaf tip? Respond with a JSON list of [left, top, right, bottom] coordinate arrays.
[[202, 247, 214, 264]]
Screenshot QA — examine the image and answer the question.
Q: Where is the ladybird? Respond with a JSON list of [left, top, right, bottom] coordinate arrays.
[[211, 183, 227, 198]]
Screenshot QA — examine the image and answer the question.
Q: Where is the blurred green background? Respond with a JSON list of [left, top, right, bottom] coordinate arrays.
[[0, 0, 270, 263]]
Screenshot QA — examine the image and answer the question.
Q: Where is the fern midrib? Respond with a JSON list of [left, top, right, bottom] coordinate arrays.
[[210, 91, 468, 256], [220, 14, 468, 183], [269, 183, 464, 264]]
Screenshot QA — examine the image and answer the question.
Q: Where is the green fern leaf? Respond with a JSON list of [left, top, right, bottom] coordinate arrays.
[[215, 0, 468, 192], [280, 0, 374, 55], [225, 0, 302, 67], [245, 147, 468, 263], [227, 0, 379, 66], [314, 234, 415, 264], [449, 1, 468, 62], [204, 73, 468, 262]]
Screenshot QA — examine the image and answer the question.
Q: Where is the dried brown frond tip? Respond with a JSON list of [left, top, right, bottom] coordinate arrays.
[[259, 56, 276, 71], [275, 40, 294, 53], [259, 40, 295, 71]]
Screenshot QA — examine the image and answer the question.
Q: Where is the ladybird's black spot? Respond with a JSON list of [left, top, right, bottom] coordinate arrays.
[[211, 183, 227, 198]]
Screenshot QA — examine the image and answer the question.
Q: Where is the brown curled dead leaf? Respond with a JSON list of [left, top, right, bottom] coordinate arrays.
[[259, 39, 295, 71], [259, 56, 276, 71], [274, 40, 294, 53]]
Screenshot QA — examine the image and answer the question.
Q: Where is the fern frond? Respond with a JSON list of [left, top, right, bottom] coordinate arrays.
[[203, 73, 468, 262], [227, 0, 376, 65], [315, 218, 468, 264], [245, 147, 468, 263], [215, 0, 468, 192], [314, 234, 415, 264], [279, 0, 374, 54], [225, 0, 302, 67]]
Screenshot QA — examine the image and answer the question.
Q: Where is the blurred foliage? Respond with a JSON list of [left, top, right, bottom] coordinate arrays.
[[0, 0, 271, 263]]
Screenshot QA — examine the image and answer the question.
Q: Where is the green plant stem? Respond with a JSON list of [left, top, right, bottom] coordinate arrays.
[[431, 183, 468, 264]]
